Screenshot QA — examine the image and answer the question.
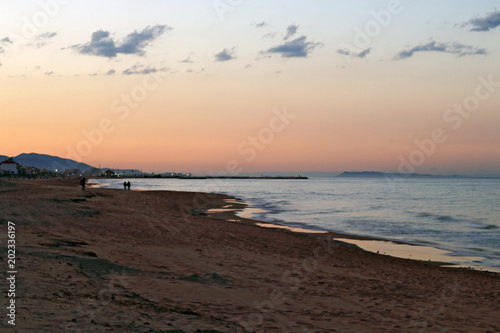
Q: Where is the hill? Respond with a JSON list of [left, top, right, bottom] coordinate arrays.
[[8, 153, 95, 171], [0, 155, 9, 162]]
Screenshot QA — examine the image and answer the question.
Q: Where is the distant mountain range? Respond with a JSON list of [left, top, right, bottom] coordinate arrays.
[[1, 153, 95, 172]]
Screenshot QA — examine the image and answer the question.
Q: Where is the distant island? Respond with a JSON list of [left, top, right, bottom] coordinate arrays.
[[336, 171, 494, 179]]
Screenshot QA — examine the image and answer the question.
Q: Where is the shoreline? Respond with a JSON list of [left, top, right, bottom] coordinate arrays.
[[203, 195, 499, 273], [215, 197, 500, 274], [2, 178, 499, 332]]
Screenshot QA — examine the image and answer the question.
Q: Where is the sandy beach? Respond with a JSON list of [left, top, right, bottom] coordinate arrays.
[[1, 179, 499, 333]]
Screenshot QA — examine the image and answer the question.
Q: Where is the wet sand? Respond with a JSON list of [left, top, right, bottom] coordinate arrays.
[[1, 179, 499, 332]]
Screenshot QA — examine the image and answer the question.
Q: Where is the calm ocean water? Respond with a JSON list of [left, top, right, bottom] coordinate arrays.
[[91, 177, 500, 271]]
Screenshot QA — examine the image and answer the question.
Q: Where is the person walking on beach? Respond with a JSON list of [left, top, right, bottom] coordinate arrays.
[[126, 181, 131, 190], [80, 177, 86, 190], [123, 181, 127, 190]]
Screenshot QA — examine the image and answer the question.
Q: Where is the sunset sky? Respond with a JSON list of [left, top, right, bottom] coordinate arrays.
[[1, 1, 499, 176]]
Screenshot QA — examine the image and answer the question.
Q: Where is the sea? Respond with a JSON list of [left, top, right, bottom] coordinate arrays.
[[90, 177, 500, 272]]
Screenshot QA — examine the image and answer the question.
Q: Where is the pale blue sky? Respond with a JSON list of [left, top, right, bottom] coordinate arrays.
[[1, 1, 498, 76]]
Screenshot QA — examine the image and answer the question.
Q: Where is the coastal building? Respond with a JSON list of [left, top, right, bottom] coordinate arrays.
[[20, 165, 41, 177], [103, 169, 116, 177], [64, 168, 82, 177], [0, 158, 19, 175], [85, 167, 100, 177]]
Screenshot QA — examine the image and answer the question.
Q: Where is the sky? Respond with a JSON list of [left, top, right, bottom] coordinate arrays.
[[1, 0, 499, 176]]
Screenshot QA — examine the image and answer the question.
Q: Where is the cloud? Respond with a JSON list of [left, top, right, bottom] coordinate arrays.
[[215, 48, 236, 61], [179, 56, 193, 63], [1, 37, 13, 44], [71, 25, 171, 58], [337, 49, 350, 56], [463, 10, 500, 31], [36, 32, 57, 40], [44, 71, 54, 76], [122, 63, 168, 75], [32, 31, 57, 47], [90, 69, 116, 76], [284, 24, 298, 40], [394, 41, 486, 59], [357, 48, 371, 58], [263, 25, 321, 58], [337, 47, 371, 59], [0, 37, 13, 55], [264, 36, 322, 58], [254, 21, 268, 28], [263, 32, 276, 39]]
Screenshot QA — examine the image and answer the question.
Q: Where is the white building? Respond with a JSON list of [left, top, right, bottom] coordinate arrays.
[[0, 159, 18, 175]]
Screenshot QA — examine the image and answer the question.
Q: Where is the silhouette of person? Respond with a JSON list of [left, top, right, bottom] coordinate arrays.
[[80, 177, 86, 190], [127, 181, 131, 190], [123, 181, 127, 190]]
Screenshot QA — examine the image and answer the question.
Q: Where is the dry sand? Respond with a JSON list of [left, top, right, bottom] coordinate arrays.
[[0, 179, 499, 332]]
